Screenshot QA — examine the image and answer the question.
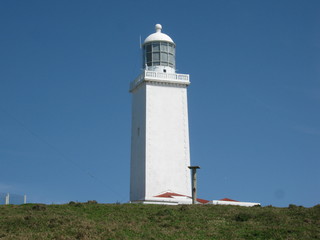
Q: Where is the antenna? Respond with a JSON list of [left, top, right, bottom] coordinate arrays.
[[139, 35, 142, 49]]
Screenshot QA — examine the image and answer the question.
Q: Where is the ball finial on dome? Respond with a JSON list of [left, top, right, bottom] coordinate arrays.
[[155, 24, 162, 32]]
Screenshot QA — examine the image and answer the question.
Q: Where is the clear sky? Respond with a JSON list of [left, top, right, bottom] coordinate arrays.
[[0, 0, 319, 207]]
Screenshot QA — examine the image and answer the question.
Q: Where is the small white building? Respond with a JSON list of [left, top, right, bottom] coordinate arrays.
[[129, 24, 192, 204], [208, 198, 261, 207]]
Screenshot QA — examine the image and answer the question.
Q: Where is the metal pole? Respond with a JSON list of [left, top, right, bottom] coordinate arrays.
[[188, 166, 200, 204]]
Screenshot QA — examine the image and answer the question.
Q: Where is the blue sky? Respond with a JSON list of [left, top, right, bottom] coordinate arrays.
[[0, 0, 319, 207]]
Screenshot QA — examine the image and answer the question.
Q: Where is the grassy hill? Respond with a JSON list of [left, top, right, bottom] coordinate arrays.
[[0, 202, 319, 239]]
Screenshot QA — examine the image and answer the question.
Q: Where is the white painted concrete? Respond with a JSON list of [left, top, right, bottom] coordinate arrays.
[[130, 83, 147, 202], [130, 79, 192, 203], [208, 200, 261, 207], [145, 82, 191, 199]]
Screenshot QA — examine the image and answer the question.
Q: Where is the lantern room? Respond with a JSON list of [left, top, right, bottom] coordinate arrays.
[[142, 24, 176, 73]]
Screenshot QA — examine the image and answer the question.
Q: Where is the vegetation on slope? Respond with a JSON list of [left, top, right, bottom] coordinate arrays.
[[0, 202, 319, 240]]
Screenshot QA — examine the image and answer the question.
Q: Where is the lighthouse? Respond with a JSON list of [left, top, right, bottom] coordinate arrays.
[[130, 24, 192, 204]]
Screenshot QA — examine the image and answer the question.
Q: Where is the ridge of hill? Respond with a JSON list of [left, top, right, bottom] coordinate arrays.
[[0, 203, 319, 239]]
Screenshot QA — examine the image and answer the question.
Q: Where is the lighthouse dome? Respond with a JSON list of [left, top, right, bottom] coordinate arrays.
[[144, 24, 175, 45]]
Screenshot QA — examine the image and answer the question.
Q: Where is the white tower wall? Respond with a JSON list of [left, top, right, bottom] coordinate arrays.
[[145, 82, 191, 198], [130, 83, 147, 201], [130, 73, 192, 203]]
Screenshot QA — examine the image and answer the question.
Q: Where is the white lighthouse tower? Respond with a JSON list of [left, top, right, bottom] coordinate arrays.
[[130, 24, 192, 204]]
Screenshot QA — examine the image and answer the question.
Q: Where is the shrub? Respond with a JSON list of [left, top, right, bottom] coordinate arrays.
[[234, 213, 251, 222], [32, 204, 46, 211], [288, 204, 298, 209]]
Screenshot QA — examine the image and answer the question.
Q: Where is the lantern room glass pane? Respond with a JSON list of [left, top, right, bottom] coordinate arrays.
[[160, 42, 168, 52], [146, 52, 152, 62], [161, 52, 168, 62], [142, 48, 145, 66], [169, 54, 175, 65], [168, 44, 175, 54], [146, 44, 152, 53], [153, 52, 160, 61], [152, 43, 160, 51]]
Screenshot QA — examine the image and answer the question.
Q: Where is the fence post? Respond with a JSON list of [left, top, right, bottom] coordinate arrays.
[[5, 193, 9, 205]]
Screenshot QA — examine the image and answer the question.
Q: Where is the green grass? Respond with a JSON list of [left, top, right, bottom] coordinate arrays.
[[0, 202, 319, 239]]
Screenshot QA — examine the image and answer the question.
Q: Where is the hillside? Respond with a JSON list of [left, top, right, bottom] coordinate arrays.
[[0, 203, 319, 239]]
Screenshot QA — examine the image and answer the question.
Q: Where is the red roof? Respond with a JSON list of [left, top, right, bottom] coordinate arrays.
[[197, 198, 210, 204], [219, 198, 239, 202], [155, 192, 185, 198], [154, 192, 209, 204]]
